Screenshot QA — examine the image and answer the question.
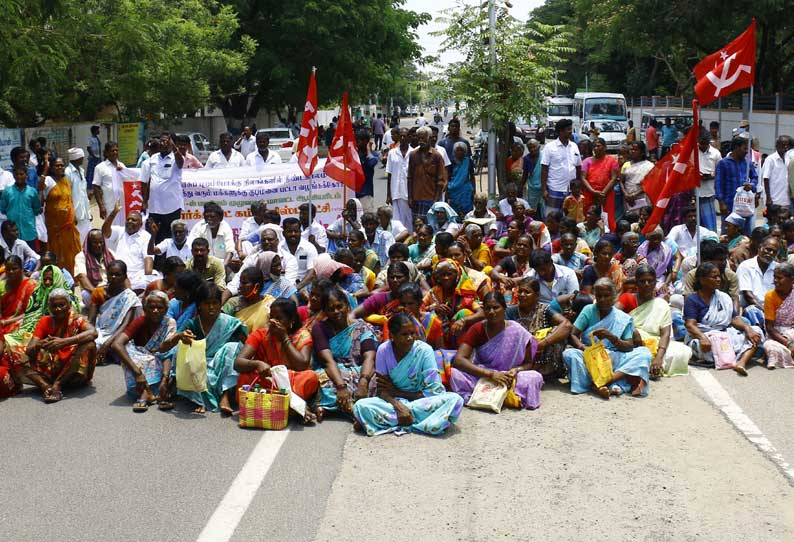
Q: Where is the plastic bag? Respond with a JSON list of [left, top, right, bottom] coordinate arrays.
[[534, 327, 554, 341], [584, 333, 614, 388], [175, 339, 208, 392], [705, 331, 736, 369], [270, 365, 306, 418], [503, 380, 522, 409], [732, 187, 755, 217], [467, 377, 507, 413], [643, 337, 659, 357]]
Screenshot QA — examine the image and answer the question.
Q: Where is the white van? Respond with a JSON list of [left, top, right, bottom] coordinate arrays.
[[573, 92, 628, 134]]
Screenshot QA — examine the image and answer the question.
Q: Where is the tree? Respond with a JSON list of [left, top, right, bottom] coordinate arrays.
[[435, 0, 573, 194]]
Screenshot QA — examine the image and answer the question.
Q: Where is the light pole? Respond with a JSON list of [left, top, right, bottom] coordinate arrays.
[[487, 0, 497, 196]]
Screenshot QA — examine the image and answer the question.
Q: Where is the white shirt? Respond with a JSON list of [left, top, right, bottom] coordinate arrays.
[[737, 256, 777, 308], [0, 237, 39, 266], [106, 226, 152, 288], [155, 238, 191, 261], [301, 220, 328, 250], [697, 145, 722, 198], [540, 138, 582, 192], [0, 171, 13, 192], [382, 131, 395, 147], [280, 238, 318, 282], [140, 152, 184, 215], [65, 163, 91, 222], [527, 264, 579, 305], [434, 144, 452, 167], [226, 248, 299, 294], [94, 159, 126, 226], [415, 117, 428, 127], [187, 221, 236, 259], [245, 149, 282, 167], [203, 149, 245, 169], [386, 146, 411, 201], [74, 249, 116, 286], [380, 219, 407, 239], [762, 152, 789, 206], [666, 224, 713, 256], [234, 135, 257, 158], [239, 217, 264, 247], [499, 197, 530, 216]]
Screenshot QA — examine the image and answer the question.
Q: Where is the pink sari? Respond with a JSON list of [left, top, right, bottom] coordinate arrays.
[[765, 291, 794, 368]]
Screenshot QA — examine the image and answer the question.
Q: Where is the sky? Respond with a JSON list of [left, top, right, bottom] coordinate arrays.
[[403, 0, 545, 72]]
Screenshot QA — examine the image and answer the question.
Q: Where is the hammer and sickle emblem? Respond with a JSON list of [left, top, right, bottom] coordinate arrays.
[[705, 52, 751, 98]]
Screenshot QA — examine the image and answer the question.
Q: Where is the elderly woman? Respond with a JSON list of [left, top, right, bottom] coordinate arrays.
[[161, 282, 248, 413], [235, 299, 320, 421], [376, 205, 409, 243], [462, 223, 492, 270], [75, 228, 116, 306], [422, 259, 484, 349], [448, 141, 475, 216], [684, 263, 761, 376], [88, 260, 142, 365], [427, 201, 461, 237], [580, 239, 625, 294], [222, 267, 274, 333], [563, 278, 653, 398], [506, 277, 572, 379], [763, 264, 794, 368], [111, 291, 176, 412], [311, 287, 377, 416], [352, 261, 411, 330], [255, 251, 298, 303], [614, 231, 645, 281], [637, 226, 677, 294], [353, 313, 464, 436], [452, 292, 544, 409], [617, 264, 692, 378], [723, 213, 751, 267], [22, 288, 98, 403]]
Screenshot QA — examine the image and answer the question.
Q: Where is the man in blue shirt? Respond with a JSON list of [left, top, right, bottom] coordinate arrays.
[[715, 137, 758, 235], [660, 117, 679, 157], [355, 129, 380, 214]]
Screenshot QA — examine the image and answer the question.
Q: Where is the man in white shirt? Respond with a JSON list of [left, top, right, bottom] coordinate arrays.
[[737, 236, 779, 325], [245, 132, 282, 167], [186, 201, 236, 267], [223, 227, 299, 302], [65, 147, 92, 242], [298, 203, 328, 253], [140, 132, 185, 245], [282, 217, 318, 287], [93, 142, 126, 226], [697, 134, 722, 231], [429, 126, 452, 170], [376, 205, 408, 243], [541, 118, 582, 217], [203, 132, 245, 169], [415, 113, 428, 127], [148, 219, 191, 262], [0, 220, 39, 270], [102, 204, 153, 292], [527, 249, 579, 305], [238, 201, 268, 258], [385, 128, 413, 232], [233, 126, 257, 158], [763, 136, 791, 217], [666, 206, 713, 257]]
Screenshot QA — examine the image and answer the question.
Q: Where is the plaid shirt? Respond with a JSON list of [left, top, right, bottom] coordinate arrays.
[[715, 154, 758, 209], [365, 229, 395, 267]]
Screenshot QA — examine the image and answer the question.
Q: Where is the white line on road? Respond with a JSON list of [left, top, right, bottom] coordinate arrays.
[[197, 429, 290, 542], [691, 369, 794, 485]]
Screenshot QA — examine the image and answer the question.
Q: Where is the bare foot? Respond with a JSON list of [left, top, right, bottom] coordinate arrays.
[[219, 394, 233, 416], [630, 379, 646, 397], [315, 407, 325, 423], [302, 410, 317, 424], [192, 405, 207, 414], [595, 386, 610, 400], [734, 365, 748, 377]]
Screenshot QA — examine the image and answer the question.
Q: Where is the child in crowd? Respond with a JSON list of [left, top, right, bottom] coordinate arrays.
[[563, 179, 585, 223]]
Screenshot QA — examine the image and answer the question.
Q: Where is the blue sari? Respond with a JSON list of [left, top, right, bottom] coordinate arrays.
[[354, 341, 463, 436], [448, 157, 474, 216], [168, 299, 197, 331], [313, 319, 375, 411], [176, 313, 248, 411], [562, 304, 651, 396]]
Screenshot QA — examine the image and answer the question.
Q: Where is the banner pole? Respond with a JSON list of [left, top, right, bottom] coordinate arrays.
[[695, 100, 701, 266]]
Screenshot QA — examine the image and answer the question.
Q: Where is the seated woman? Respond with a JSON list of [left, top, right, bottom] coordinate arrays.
[[22, 288, 98, 403], [298, 277, 334, 331], [167, 271, 204, 330], [311, 286, 376, 416], [409, 224, 436, 272], [385, 282, 445, 350], [614, 231, 645, 282], [580, 239, 625, 294], [563, 278, 652, 398], [311, 253, 364, 306], [335, 248, 373, 300], [160, 282, 248, 413], [353, 313, 464, 436], [0, 256, 37, 337], [506, 277, 572, 380], [74, 228, 115, 306], [490, 233, 533, 292], [684, 263, 761, 376], [763, 264, 794, 368], [447, 241, 491, 299], [222, 267, 274, 333], [352, 262, 411, 330], [427, 201, 461, 236], [493, 219, 523, 261], [462, 223, 492, 272], [235, 298, 320, 422], [421, 259, 484, 349], [254, 251, 298, 304], [111, 291, 176, 412], [31, 252, 75, 290], [616, 264, 692, 378], [88, 260, 142, 365], [347, 230, 380, 272], [144, 256, 185, 300], [637, 226, 678, 295], [451, 292, 544, 409], [578, 205, 605, 250]]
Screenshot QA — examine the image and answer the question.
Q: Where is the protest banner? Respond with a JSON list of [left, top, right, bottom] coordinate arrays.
[[0, 128, 22, 170], [117, 122, 141, 165]]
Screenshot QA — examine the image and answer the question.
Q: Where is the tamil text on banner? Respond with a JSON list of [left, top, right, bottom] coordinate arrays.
[[0, 128, 22, 170], [117, 122, 142, 165]]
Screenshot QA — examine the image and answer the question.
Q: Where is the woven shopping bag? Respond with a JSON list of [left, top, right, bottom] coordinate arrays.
[[238, 377, 291, 430], [583, 333, 614, 388]]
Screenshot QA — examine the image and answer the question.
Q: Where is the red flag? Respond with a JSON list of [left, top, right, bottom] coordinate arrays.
[[693, 19, 756, 106], [323, 92, 364, 192], [641, 102, 701, 235], [296, 69, 319, 178]]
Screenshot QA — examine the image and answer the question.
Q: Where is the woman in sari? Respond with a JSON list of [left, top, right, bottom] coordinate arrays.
[[111, 291, 176, 412], [684, 263, 761, 376], [581, 138, 619, 228], [723, 213, 751, 267], [22, 288, 98, 403], [578, 205, 605, 250], [311, 287, 377, 416], [620, 141, 654, 212], [222, 267, 274, 333], [298, 277, 333, 331], [312, 253, 364, 305], [354, 313, 464, 436], [614, 231, 646, 281], [493, 219, 523, 261], [161, 282, 247, 414], [88, 260, 142, 365], [347, 230, 379, 272], [41, 157, 81, 275], [144, 256, 185, 300], [563, 278, 653, 398], [427, 201, 461, 237], [352, 262, 411, 331], [490, 234, 533, 290], [410, 224, 436, 275], [167, 271, 204, 330], [764, 264, 794, 368], [252, 251, 298, 304], [448, 142, 475, 216], [616, 264, 692, 378], [580, 239, 625, 294], [235, 299, 320, 422], [422, 259, 484, 349], [452, 292, 544, 409], [506, 277, 572, 380], [447, 240, 491, 295], [0, 256, 36, 396], [463, 223, 492, 271], [637, 226, 676, 294], [506, 142, 525, 191]]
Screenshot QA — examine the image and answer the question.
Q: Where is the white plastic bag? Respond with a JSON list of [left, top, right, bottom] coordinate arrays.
[[466, 377, 507, 413], [270, 365, 306, 417], [732, 187, 755, 218]]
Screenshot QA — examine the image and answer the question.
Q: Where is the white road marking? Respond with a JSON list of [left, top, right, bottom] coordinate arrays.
[[197, 429, 290, 542], [691, 369, 794, 485]]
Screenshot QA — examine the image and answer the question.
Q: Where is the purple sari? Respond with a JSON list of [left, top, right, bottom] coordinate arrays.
[[637, 240, 673, 282], [450, 321, 544, 409]]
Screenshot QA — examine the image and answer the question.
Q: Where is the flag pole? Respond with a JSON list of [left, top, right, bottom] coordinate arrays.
[[694, 99, 701, 266], [308, 67, 316, 223]]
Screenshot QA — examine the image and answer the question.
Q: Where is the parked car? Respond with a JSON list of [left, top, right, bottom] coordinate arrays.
[[256, 127, 297, 162], [639, 110, 694, 145], [581, 120, 625, 153], [515, 117, 541, 142], [176, 132, 214, 164]]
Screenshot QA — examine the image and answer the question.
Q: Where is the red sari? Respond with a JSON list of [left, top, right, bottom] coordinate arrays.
[[582, 155, 619, 230], [0, 278, 36, 397]]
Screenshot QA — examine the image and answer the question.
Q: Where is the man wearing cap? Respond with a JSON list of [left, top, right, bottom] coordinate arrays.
[[66, 147, 92, 241]]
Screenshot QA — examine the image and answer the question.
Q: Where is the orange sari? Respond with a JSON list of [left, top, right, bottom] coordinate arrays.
[[45, 177, 82, 275], [0, 278, 36, 334]]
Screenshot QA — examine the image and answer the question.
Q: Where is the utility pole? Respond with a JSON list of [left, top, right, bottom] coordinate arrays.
[[487, 0, 497, 196]]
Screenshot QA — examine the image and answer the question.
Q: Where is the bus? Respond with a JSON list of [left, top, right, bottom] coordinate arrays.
[[573, 92, 628, 134], [544, 96, 575, 139]]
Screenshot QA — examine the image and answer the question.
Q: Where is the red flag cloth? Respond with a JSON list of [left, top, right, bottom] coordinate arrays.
[[296, 70, 319, 178], [693, 19, 756, 106], [323, 92, 364, 192], [641, 102, 701, 235]]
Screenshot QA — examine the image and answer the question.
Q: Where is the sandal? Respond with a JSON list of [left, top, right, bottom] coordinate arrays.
[[157, 401, 174, 411], [132, 400, 150, 413], [734, 366, 748, 377], [595, 386, 610, 400], [43, 388, 63, 403]]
